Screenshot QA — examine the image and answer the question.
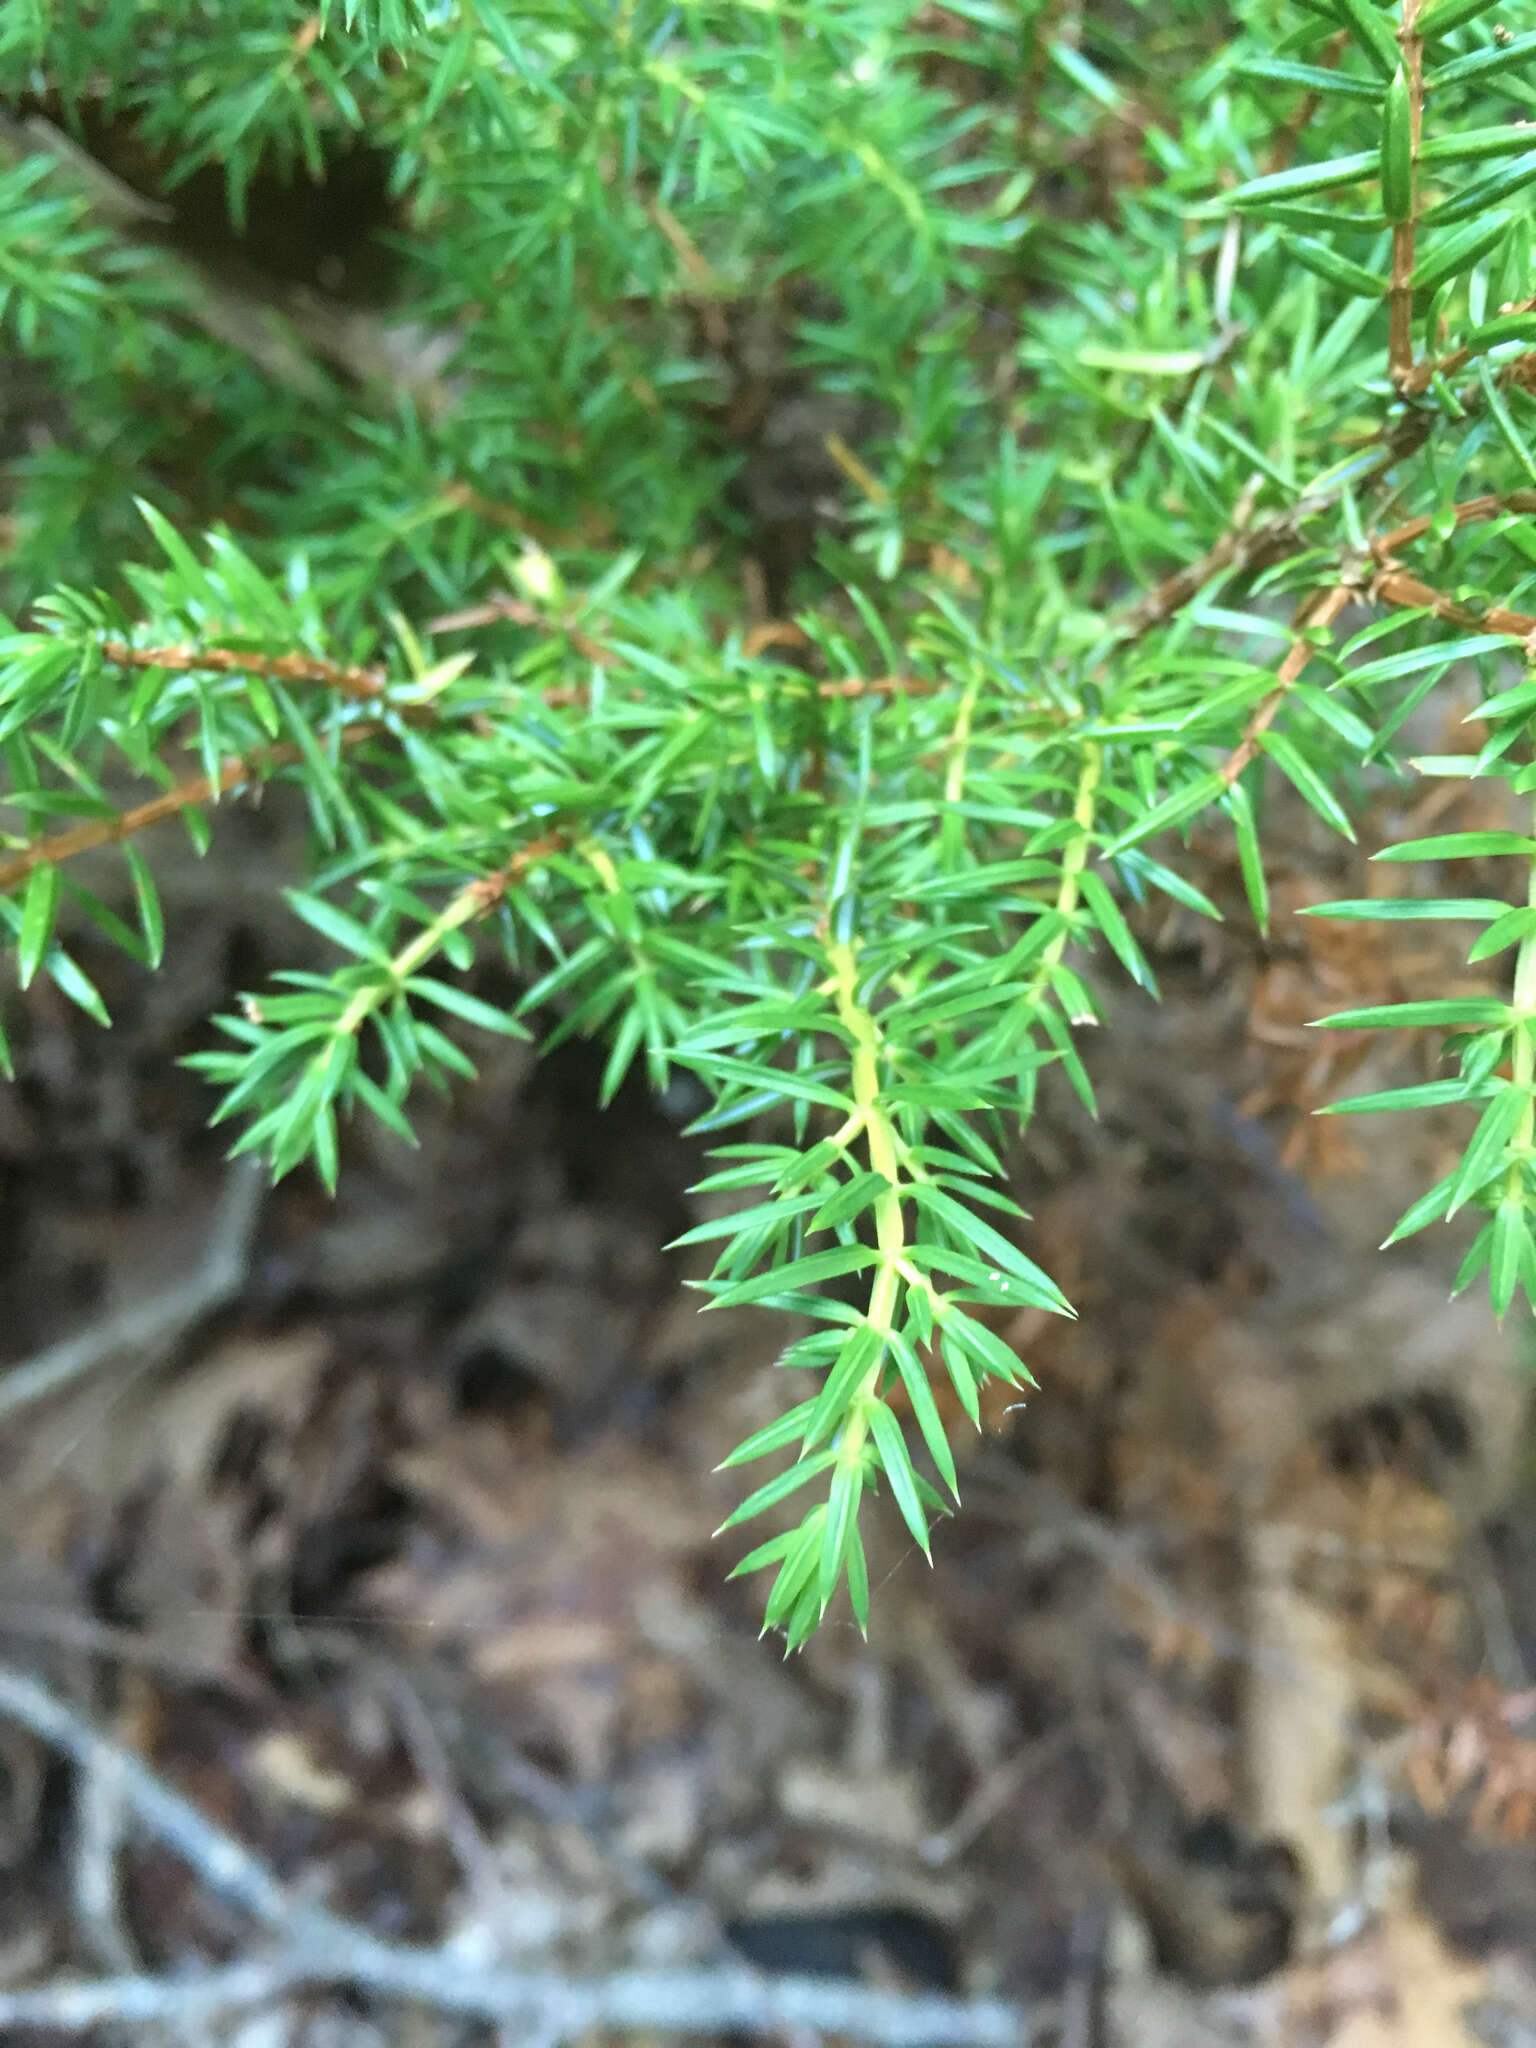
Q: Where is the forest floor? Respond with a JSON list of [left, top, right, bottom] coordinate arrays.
[[3, 739, 1536, 2048]]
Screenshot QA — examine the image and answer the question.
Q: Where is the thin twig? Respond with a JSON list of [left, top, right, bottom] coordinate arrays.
[[1377, 489, 1536, 554], [72, 1749, 135, 1974], [1370, 566, 1536, 651], [0, 1666, 293, 1928], [0, 1948, 1025, 2044], [0, 1156, 265, 1425], [921, 1727, 1081, 1867], [1056, 1900, 1108, 2048], [0, 719, 394, 893], [97, 640, 387, 702], [0, 741, 303, 893], [1402, 302, 1536, 396], [3, 114, 458, 410], [370, 1661, 510, 1931], [1113, 409, 1434, 645], [0, 1665, 1027, 2046], [1220, 582, 1354, 787], [70, 1746, 197, 2048], [425, 593, 610, 662], [370, 1662, 523, 2048], [0, 1603, 255, 1693], [425, 592, 932, 702], [1387, 0, 1423, 393]]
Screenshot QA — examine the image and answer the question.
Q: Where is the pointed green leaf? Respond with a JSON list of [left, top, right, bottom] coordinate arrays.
[[1381, 67, 1412, 221], [727, 1527, 805, 1580], [1321, 1078, 1485, 1115], [947, 1310, 1038, 1390], [1422, 0, 1513, 32], [349, 1070, 420, 1147], [1316, 997, 1511, 1029], [1382, 1171, 1457, 1246], [846, 1528, 870, 1633], [1333, 0, 1402, 77], [763, 1519, 824, 1630], [123, 846, 165, 969], [1225, 152, 1378, 207], [940, 1335, 981, 1428], [1477, 355, 1536, 483], [1434, 32, 1536, 85], [1476, 675, 1536, 721], [716, 1398, 821, 1469], [288, 890, 391, 963], [1420, 129, 1536, 167], [1469, 906, 1536, 963], [406, 977, 525, 1036], [1451, 1218, 1496, 1298], [1079, 868, 1157, 993], [1447, 1084, 1529, 1215], [1301, 898, 1505, 922], [1224, 779, 1270, 934], [1258, 730, 1355, 839], [1102, 771, 1226, 855], [818, 1458, 864, 1605], [1489, 1199, 1531, 1318], [811, 1171, 894, 1234], [801, 1321, 887, 1452], [673, 1193, 823, 1249], [682, 1052, 853, 1113], [866, 1401, 932, 1557], [715, 1449, 837, 1535], [706, 1245, 878, 1310], [62, 876, 148, 964], [909, 1184, 1073, 1314], [890, 1329, 959, 1498], [1349, 635, 1509, 687], [42, 945, 111, 1027], [1412, 212, 1511, 293], [135, 498, 211, 593], [1235, 58, 1384, 99], [16, 863, 60, 988], [1424, 152, 1536, 228], [1281, 234, 1385, 298]]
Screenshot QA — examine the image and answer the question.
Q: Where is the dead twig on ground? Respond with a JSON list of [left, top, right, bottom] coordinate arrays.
[[0, 1155, 265, 1424], [0, 1948, 1026, 2043], [0, 1663, 1028, 2046]]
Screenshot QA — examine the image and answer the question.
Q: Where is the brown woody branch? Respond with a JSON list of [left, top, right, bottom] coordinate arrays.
[[1401, 298, 1536, 396], [24, 460, 1518, 909], [1377, 490, 1536, 556], [0, 724, 390, 894], [1369, 567, 1536, 650], [425, 593, 930, 703], [1387, 0, 1424, 393], [99, 639, 387, 702], [1217, 486, 1536, 787], [1220, 583, 1355, 787], [0, 619, 461, 890], [0, 742, 300, 894], [1113, 408, 1436, 646], [462, 831, 567, 914], [4, 599, 923, 900]]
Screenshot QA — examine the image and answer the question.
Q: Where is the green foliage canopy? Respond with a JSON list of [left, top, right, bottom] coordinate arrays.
[[4, 0, 1536, 1641]]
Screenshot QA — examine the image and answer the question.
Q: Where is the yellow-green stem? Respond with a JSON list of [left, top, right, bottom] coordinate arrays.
[[1506, 816, 1536, 1200], [825, 937, 907, 1466], [1019, 742, 1104, 1007], [331, 877, 489, 1045], [944, 677, 982, 807]]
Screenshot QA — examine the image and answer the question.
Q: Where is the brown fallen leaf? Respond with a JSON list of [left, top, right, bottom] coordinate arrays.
[[1293, 1905, 1486, 2048]]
